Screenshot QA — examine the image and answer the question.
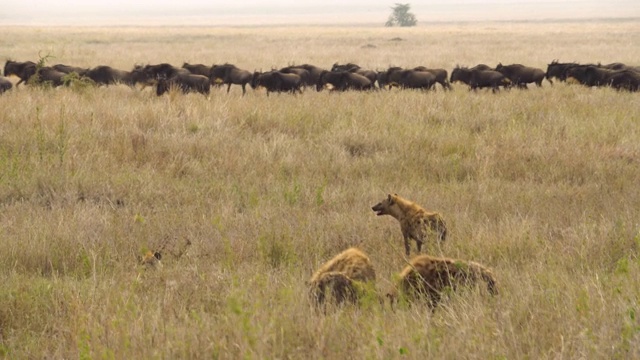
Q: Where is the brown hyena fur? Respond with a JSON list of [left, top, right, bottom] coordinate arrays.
[[372, 193, 447, 256], [307, 248, 376, 309], [140, 251, 162, 270], [388, 254, 497, 309]]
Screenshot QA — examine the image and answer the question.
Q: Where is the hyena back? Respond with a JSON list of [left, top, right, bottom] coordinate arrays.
[[389, 254, 497, 308], [308, 248, 376, 308]]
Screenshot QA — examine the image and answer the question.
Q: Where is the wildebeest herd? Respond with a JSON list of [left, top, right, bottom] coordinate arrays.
[[2, 59, 639, 96]]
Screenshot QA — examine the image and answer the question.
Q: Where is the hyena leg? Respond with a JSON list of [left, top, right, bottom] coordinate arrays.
[[432, 218, 447, 242], [416, 240, 423, 254], [404, 236, 411, 256]]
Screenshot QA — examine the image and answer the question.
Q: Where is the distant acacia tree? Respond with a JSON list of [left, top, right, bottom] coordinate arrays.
[[385, 3, 417, 27]]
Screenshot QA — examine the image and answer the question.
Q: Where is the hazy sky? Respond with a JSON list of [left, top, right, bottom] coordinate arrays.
[[1, 0, 638, 25]]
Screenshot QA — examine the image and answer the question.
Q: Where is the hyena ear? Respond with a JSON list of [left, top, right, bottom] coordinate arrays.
[[388, 194, 396, 204], [153, 252, 162, 261]]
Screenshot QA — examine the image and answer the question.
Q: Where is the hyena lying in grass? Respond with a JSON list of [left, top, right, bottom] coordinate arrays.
[[139, 237, 192, 270], [372, 194, 447, 256], [140, 251, 163, 269], [388, 254, 497, 309], [307, 248, 377, 309]]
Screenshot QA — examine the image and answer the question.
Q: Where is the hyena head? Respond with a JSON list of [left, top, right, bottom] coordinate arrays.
[[371, 193, 398, 216], [141, 251, 162, 269]]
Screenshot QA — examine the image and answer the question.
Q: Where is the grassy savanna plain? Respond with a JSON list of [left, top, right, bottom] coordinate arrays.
[[1, 20, 640, 358]]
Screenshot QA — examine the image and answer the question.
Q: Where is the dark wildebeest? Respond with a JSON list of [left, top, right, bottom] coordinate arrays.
[[331, 62, 377, 83], [291, 64, 326, 85], [85, 65, 150, 87], [450, 66, 472, 85], [143, 63, 189, 81], [279, 66, 312, 88], [331, 62, 360, 72], [470, 64, 493, 71], [545, 60, 580, 84], [52, 64, 89, 76], [381, 66, 438, 89], [450, 64, 493, 85], [494, 63, 546, 88], [209, 64, 252, 95], [182, 63, 212, 77], [469, 69, 510, 92], [379, 67, 406, 89], [182, 62, 221, 87], [3, 60, 37, 87], [30, 67, 67, 87], [317, 71, 374, 91], [608, 70, 640, 92], [600, 62, 629, 71], [569, 65, 639, 89], [156, 73, 210, 96], [565, 65, 615, 87], [583, 66, 620, 87], [376, 70, 390, 89], [0, 77, 12, 94], [3, 61, 67, 87], [251, 71, 303, 95], [398, 69, 437, 90], [414, 66, 451, 90]]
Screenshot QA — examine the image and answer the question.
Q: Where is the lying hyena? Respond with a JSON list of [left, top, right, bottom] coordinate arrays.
[[307, 248, 376, 309], [388, 254, 497, 309], [140, 251, 162, 269], [372, 194, 447, 256]]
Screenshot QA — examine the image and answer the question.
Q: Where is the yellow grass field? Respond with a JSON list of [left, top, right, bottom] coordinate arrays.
[[1, 20, 639, 358]]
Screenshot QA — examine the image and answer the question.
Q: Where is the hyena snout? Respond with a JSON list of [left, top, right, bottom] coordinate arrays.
[[371, 202, 387, 216], [372, 194, 396, 216]]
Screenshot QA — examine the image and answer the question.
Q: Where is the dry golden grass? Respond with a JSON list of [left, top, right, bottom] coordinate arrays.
[[1, 21, 639, 358]]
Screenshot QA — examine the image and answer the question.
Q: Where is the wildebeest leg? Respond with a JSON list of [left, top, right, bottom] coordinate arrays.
[[241, 84, 246, 96], [416, 240, 423, 254], [226, 83, 232, 93]]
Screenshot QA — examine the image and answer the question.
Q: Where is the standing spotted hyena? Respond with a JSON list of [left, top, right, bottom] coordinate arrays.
[[388, 254, 497, 308], [307, 248, 376, 308], [372, 193, 447, 256]]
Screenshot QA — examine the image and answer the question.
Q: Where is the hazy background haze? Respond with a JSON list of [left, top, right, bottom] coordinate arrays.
[[1, 0, 639, 25]]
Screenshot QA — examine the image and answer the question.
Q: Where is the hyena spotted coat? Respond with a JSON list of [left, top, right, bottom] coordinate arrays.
[[389, 254, 497, 308], [372, 194, 447, 256], [307, 248, 376, 308]]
